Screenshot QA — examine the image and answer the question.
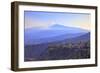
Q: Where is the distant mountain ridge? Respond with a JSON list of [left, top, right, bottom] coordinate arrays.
[[49, 24, 89, 32], [24, 24, 90, 45]]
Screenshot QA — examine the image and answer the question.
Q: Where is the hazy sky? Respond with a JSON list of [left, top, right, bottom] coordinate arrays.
[[24, 11, 91, 30]]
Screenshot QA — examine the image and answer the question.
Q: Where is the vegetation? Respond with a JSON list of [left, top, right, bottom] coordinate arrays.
[[46, 41, 90, 60], [24, 40, 90, 61]]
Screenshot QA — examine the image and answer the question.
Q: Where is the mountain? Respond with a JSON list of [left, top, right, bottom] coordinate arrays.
[[24, 24, 90, 45], [24, 24, 90, 61], [65, 32, 90, 43], [50, 24, 88, 33], [50, 24, 68, 29]]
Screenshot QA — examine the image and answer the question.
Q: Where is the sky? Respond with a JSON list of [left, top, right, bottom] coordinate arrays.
[[24, 11, 91, 30]]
